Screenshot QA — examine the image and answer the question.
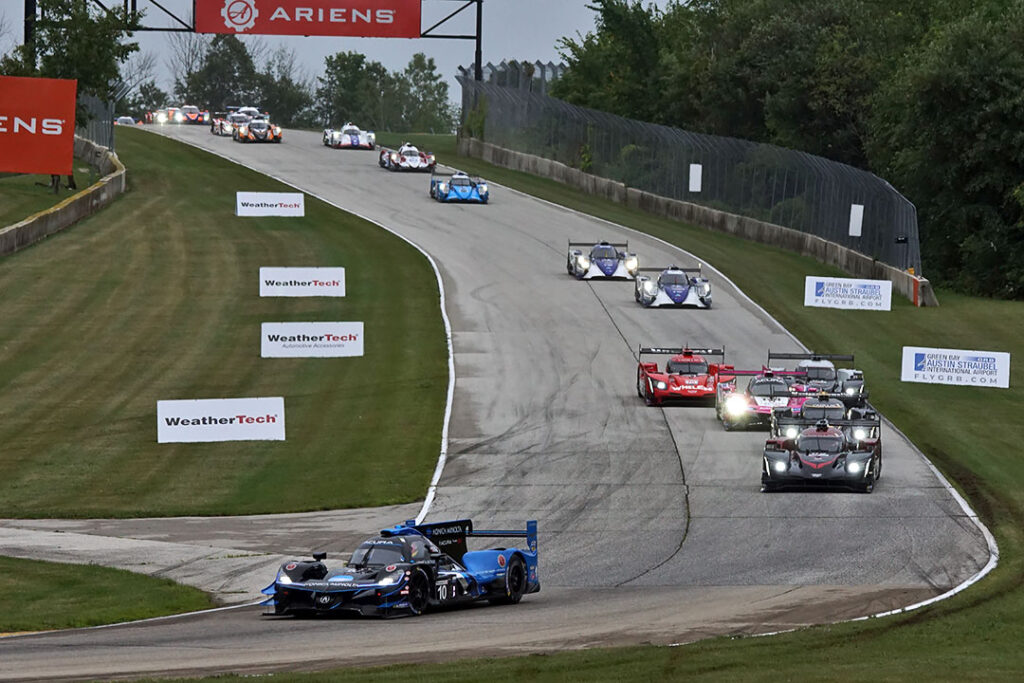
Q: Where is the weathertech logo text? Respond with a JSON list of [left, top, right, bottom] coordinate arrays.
[[164, 414, 278, 426], [264, 279, 340, 287], [265, 333, 357, 342], [240, 201, 301, 208]]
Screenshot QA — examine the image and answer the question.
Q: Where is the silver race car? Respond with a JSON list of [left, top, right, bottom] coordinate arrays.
[[634, 265, 712, 308], [379, 142, 437, 171], [323, 122, 376, 149], [566, 240, 639, 279]]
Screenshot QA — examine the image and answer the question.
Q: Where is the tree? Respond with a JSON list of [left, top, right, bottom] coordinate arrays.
[[404, 53, 454, 133], [181, 34, 257, 109], [118, 79, 168, 119], [166, 31, 210, 102], [254, 47, 314, 127], [0, 0, 139, 124]]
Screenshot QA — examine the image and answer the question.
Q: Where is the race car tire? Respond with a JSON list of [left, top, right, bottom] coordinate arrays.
[[489, 555, 526, 605], [407, 568, 430, 616], [859, 474, 875, 494], [636, 373, 645, 398]]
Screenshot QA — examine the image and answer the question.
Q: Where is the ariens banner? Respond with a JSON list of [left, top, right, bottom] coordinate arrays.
[[901, 346, 1010, 388], [157, 397, 286, 443], [804, 276, 892, 311], [260, 267, 346, 297], [236, 191, 305, 216], [196, 0, 421, 38], [262, 322, 364, 357], [0, 75, 77, 175]]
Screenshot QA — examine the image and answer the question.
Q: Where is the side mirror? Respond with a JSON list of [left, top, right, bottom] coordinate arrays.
[[312, 552, 327, 562]]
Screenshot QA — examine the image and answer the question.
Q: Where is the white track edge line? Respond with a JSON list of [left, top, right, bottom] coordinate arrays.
[[480, 171, 999, 627]]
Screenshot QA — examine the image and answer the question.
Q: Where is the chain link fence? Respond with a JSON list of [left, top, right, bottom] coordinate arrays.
[[76, 94, 115, 150], [458, 65, 921, 274]]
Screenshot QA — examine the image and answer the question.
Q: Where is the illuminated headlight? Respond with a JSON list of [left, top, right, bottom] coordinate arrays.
[[576, 255, 591, 269], [785, 426, 798, 438], [725, 394, 748, 416], [847, 461, 863, 474], [391, 153, 399, 161], [377, 570, 404, 586], [654, 381, 667, 390], [174, 112, 184, 122], [203, 113, 209, 121], [642, 280, 658, 295], [624, 255, 638, 272], [239, 126, 248, 134], [773, 460, 787, 473], [156, 113, 167, 123], [439, 183, 447, 192], [273, 127, 281, 134], [277, 573, 293, 584], [479, 183, 488, 193], [845, 387, 857, 395], [700, 283, 711, 296], [853, 428, 868, 440], [368, 132, 376, 143], [427, 154, 435, 162]]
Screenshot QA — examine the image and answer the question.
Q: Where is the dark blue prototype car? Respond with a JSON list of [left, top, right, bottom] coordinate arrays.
[[430, 170, 489, 203], [262, 519, 538, 617]]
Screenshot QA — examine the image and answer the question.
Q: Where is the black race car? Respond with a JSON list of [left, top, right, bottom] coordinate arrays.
[[761, 417, 882, 493], [261, 518, 539, 617]]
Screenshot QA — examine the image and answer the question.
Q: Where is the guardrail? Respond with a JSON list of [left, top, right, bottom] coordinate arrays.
[[0, 136, 126, 257], [459, 136, 937, 307]]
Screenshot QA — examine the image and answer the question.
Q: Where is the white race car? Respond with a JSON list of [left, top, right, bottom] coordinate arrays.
[[566, 240, 638, 279], [634, 265, 712, 308], [323, 123, 376, 149], [378, 142, 436, 171]]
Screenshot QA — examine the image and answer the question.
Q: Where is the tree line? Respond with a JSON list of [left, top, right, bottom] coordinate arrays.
[[552, 0, 1024, 298]]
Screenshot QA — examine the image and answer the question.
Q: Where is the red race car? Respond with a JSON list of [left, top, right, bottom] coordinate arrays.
[[636, 346, 735, 406]]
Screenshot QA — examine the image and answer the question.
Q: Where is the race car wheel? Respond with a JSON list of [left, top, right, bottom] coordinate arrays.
[[636, 373, 645, 398], [490, 555, 526, 605], [407, 568, 430, 616], [859, 474, 875, 494], [873, 454, 882, 481]]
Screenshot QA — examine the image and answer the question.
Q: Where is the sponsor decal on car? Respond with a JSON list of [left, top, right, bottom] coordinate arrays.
[[285, 562, 297, 570], [497, 555, 506, 568], [385, 565, 397, 572]]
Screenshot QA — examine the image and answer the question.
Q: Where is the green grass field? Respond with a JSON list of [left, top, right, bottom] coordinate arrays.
[[0, 127, 447, 518], [0, 164, 101, 228], [0, 556, 214, 633]]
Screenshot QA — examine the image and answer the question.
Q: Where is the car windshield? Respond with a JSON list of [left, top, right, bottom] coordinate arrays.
[[750, 379, 790, 397], [229, 114, 249, 123], [659, 272, 689, 286], [343, 128, 360, 135], [249, 121, 268, 130], [451, 177, 471, 186], [799, 436, 843, 453], [349, 540, 407, 567], [667, 360, 707, 375], [802, 404, 846, 420], [401, 147, 419, 155], [182, 106, 199, 114], [590, 245, 618, 259], [804, 366, 836, 381]]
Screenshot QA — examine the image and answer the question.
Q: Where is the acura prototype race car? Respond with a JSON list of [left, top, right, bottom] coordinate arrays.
[[323, 123, 376, 149], [234, 119, 282, 143], [634, 265, 712, 308], [767, 351, 867, 407], [430, 170, 489, 203], [761, 417, 882, 493], [636, 346, 735, 406], [566, 240, 638, 279], [379, 143, 436, 172], [261, 519, 539, 617], [716, 368, 806, 430], [211, 111, 251, 136]]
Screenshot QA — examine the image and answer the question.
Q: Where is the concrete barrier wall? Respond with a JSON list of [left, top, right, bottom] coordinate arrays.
[[459, 137, 938, 306], [0, 137, 126, 258]]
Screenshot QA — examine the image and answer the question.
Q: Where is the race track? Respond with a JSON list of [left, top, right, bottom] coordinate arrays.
[[0, 126, 990, 681]]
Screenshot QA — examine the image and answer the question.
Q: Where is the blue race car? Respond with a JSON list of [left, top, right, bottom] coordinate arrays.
[[430, 170, 489, 203], [262, 518, 539, 617]]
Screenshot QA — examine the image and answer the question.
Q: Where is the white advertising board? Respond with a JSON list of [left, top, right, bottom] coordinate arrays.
[[804, 276, 892, 311], [259, 267, 346, 297], [261, 322, 364, 358], [236, 192, 305, 217], [157, 397, 285, 443], [901, 346, 1010, 388], [849, 203, 864, 237], [688, 163, 703, 192]]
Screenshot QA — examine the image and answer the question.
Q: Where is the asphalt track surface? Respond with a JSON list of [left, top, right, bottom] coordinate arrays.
[[0, 126, 990, 681]]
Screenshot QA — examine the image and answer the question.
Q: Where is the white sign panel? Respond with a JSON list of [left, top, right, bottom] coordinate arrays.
[[804, 276, 892, 311], [262, 322, 364, 358], [901, 346, 1010, 388], [157, 397, 285, 443], [848, 203, 864, 237], [688, 163, 703, 192], [260, 267, 346, 297], [236, 192, 305, 217]]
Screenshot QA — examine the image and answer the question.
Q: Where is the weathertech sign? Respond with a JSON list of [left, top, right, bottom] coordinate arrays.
[[260, 267, 346, 297], [157, 397, 286, 443], [0, 75, 77, 175], [196, 0, 421, 38], [262, 322, 364, 357], [236, 192, 305, 216], [900, 346, 1010, 388]]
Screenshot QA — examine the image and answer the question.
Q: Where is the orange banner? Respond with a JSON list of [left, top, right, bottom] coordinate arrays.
[[0, 75, 77, 176]]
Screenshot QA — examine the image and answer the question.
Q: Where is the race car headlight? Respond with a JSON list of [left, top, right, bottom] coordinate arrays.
[[853, 428, 868, 440], [725, 394, 748, 416], [368, 132, 376, 142], [773, 460, 787, 473], [576, 255, 591, 269], [439, 183, 447, 192], [156, 113, 167, 123], [276, 573, 293, 585], [624, 255, 638, 272], [700, 282, 711, 296], [847, 461, 863, 474], [203, 113, 209, 121], [427, 154, 435, 162], [391, 153, 399, 161], [784, 426, 798, 438], [845, 387, 857, 395], [654, 381, 668, 390], [479, 183, 488, 194], [174, 112, 184, 122], [642, 280, 658, 295], [240, 126, 248, 134], [377, 570, 404, 586]]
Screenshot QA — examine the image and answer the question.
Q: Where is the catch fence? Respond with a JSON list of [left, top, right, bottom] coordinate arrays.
[[76, 94, 115, 150]]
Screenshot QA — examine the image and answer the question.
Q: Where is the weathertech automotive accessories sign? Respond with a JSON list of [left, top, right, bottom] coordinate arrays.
[[901, 346, 1010, 388], [804, 276, 892, 311], [157, 397, 286, 443], [196, 0, 421, 38], [236, 192, 305, 216], [260, 267, 346, 296], [262, 322, 364, 357], [0, 75, 77, 175]]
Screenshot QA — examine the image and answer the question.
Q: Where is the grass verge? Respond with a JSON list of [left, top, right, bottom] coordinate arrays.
[[0, 555, 214, 632], [0, 163, 101, 228], [0, 127, 446, 517]]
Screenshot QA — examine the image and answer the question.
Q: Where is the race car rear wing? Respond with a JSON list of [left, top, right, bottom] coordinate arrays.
[[639, 345, 724, 359], [384, 519, 538, 562], [768, 350, 855, 363], [722, 367, 806, 377], [568, 240, 629, 249], [431, 169, 484, 184]]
